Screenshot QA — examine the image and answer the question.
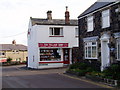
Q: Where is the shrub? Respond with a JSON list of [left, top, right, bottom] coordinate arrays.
[[102, 63, 120, 80], [7, 57, 12, 63], [69, 62, 88, 69]]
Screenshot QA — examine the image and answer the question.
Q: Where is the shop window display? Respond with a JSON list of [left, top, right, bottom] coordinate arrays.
[[40, 48, 61, 61]]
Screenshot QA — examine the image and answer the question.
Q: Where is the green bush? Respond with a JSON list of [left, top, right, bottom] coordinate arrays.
[[7, 57, 12, 63], [68, 62, 96, 76], [69, 62, 88, 69], [102, 64, 120, 80], [77, 70, 88, 76]]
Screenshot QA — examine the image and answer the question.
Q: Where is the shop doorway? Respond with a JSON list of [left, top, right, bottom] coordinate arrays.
[[63, 48, 70, 64]]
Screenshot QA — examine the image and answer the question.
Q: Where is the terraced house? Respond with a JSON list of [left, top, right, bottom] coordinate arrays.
[[78, 0, 120, 71], [0, 40, 27, 63]]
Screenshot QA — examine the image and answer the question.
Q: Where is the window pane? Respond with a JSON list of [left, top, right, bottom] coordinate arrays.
[[92, 46, 97, 58], [92, 42, 96, 45], [49, 28, 53, 35], [75, 28, 78, 36], [85, 47, 88, 58], [54, 28, 60, 35], [60, 29, 63, 36], [88, 47, 91, 57], [117, 41, 120, 60], [102, 9, 110, 28], [87, 16, 93, 32]]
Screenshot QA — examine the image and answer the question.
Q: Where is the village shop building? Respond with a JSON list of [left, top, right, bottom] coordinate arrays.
[[78, 0, 120, 71], [27, 7, 78, 69]]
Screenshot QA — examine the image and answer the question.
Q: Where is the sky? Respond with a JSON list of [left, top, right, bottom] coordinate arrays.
[[0, 0, 98, 46]]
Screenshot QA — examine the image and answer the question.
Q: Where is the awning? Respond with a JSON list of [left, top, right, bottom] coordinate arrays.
[[83, 36, 99, 42]]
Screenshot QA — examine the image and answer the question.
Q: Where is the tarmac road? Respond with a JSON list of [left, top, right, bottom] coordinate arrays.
[[2, 65, 113, 88]]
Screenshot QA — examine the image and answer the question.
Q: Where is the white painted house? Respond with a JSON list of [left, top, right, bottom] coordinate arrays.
[[27, 7, 78, 69]]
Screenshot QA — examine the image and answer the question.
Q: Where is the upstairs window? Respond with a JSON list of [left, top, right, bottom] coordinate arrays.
[[87, 16, 94, 32], [49, 27, 63, 37], [102, 9, 110, 28], [75, 28, 78, 37], [0, 52, 5, 56]]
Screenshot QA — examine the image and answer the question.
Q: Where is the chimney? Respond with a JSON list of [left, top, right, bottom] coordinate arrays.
[[12, 40, 16, 45], [47, 11, 52, 20], [65, 6, 70, 24]]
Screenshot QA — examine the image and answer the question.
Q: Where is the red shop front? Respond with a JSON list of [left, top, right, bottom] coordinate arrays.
[[38, 43, 70, 68]]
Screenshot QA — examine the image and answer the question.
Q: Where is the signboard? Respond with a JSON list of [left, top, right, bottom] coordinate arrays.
[[38, 43, 68, 47], [0, 58, 7, 62]]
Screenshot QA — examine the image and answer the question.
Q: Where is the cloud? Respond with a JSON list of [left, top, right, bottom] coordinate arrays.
[[0, 0, 97, 45]]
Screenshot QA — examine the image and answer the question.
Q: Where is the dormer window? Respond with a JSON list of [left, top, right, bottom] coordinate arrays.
[[49, 27, 63, 37], [102, 9, 110, 28], [87, 16, 94, 32]]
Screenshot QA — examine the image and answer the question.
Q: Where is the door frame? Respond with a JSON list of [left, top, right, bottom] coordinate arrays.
[[100, 33, 110, 71], [63, 48, 70, 64]]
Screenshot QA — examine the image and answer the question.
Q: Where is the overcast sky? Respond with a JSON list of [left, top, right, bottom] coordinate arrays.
[[0, 0, 98, 45]]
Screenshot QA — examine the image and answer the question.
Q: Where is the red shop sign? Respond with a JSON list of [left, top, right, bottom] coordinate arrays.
[[38, 43, 68, 47]]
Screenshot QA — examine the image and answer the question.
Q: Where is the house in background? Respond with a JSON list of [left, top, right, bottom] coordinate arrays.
[[27, 7, 78, 69], [78, 0, 120, 71], [0, 40, 27, 63]]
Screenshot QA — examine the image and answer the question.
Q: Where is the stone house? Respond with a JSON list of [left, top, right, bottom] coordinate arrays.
[[78, 0, 120, 71]]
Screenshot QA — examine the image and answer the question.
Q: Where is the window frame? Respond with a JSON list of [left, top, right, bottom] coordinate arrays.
[[49, 27, 63, 37], [102, 9, 110, 28], [75, 28, 79, 37], [87, 15, 94, 32], [84, 41, 98, 59], [117, 38, 120, 61]]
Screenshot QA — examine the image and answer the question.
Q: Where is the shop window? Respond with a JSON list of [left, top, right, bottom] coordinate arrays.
[[102, 9, 110, 28], [87, 15, 94, 32], [85, 41, 97, 59], [117, 38, 120, 61], [40, 49, 61, 61], [49, 27, 63, 37]]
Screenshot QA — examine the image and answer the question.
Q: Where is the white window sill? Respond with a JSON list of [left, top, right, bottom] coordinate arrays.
[[85, 58, 98, 60]]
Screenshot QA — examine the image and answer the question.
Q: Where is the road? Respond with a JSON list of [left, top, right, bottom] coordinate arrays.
[[2, 65, 112, 88]]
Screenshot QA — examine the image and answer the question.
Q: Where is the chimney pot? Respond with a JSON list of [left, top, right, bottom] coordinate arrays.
[[65, 6, 70, 24], [47, 10, 52, 20], [12, 40, 16, 45]]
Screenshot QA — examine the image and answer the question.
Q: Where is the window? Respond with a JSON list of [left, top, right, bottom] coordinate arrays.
[[85, 42, 97, 59], [49, 27, 63, 36], [75, 28, 78, 37], [102, 9, 110, 28], [0, 52, 5, 56], [117, 38, 120, 61], [40, 48, 61, 61], [87, 16, 94, 32]]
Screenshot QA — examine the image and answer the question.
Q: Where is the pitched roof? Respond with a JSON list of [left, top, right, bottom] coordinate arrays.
[[78, 0, 118, 18], [0, 44, 27, 51], [30, 17, 78, 26]]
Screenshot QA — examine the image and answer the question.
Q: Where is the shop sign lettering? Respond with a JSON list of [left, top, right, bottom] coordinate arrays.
[[38, 43, 68, 47]]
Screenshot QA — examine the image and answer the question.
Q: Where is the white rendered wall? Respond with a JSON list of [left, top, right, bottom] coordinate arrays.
[[35, 25, 78, 47], [28, 23, 78, 68]]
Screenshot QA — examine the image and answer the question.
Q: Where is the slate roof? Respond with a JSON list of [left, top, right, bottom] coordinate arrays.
[[0, 44, 27, 51], [78, 0, 118, 18], [30, 17, 78, 26]]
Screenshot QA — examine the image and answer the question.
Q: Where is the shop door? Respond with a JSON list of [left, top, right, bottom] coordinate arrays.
[[63, 48, 70, 64]]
